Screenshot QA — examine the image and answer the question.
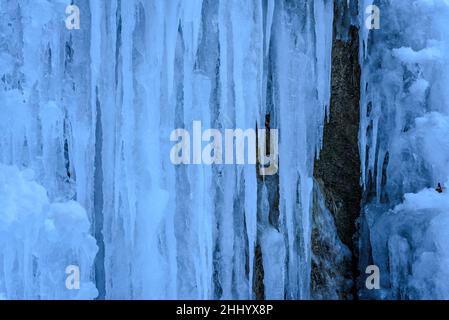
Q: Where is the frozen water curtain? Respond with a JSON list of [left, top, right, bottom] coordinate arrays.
[[1, 0, 449, 301], [0, 0, 333, 300]]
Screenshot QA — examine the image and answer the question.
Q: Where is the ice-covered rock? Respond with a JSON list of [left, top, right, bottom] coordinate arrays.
[[359, 0, 449, 299]]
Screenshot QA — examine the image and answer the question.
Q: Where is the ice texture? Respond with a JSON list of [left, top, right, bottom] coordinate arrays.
[[0, 0, 334, 299], [358, 0, 449, 299], [0, 164, 97, 299]]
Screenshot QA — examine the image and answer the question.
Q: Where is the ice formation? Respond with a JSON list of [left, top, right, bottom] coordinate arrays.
[[1, 0, 449, 300], [358, 0, 449, 299], [0, 0, 333, 299], [0, 164, 97, 299]]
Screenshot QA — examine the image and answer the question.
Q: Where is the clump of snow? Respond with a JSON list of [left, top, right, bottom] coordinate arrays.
[[0, 165, 97, 299]]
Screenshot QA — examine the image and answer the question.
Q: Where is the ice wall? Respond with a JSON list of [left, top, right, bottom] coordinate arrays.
[[0, 0, 334, 299], [311, 183, 353, 299], [358, 0, 449, 299], [0, 0, 98, 300]]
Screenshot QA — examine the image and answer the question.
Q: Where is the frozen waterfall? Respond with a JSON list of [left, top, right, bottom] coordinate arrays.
[[0, 0, 333, 299], [2, 0, 449, 301], [358, 0, 449, 300]]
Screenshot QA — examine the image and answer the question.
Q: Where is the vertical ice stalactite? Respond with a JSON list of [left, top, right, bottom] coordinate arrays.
[[358, 0, 449, 204], [97, 0, 171, 299], [214, 0, 263, 299], [133, 0, 171, 299]]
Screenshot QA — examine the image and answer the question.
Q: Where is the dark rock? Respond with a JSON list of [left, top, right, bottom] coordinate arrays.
[[312, 1, 362, 299]]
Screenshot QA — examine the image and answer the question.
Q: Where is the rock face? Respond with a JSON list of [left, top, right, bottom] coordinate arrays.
[[312, 1, 362, 299]]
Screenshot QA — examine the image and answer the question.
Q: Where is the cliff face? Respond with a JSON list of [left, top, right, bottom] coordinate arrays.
[[312, 1, 362, 299]]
